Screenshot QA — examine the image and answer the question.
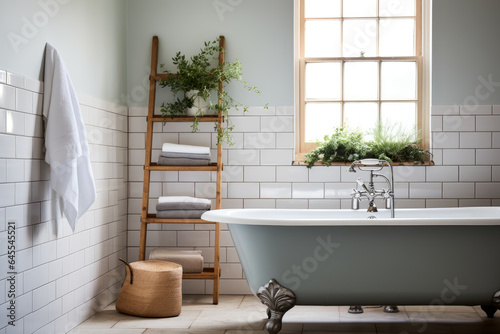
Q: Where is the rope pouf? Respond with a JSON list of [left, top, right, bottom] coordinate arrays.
[[116, 259, 182, 317]]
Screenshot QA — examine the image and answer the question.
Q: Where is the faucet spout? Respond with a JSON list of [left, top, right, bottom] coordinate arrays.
[[367, 201, 378, 212]]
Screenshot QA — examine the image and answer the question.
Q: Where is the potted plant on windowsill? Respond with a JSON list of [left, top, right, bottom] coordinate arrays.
[[303, 124, 432, 168], [159, 38, 266, 145]]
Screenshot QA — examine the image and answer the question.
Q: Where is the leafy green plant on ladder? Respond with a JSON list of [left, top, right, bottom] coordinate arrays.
[[159, 38, 267, 145]]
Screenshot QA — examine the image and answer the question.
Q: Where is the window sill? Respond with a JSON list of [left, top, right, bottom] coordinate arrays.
[[292, 160, 435, 167]]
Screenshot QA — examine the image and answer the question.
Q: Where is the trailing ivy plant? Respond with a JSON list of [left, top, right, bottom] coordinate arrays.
[[159, 38, 267, 145], [304, 124, 430, 168]]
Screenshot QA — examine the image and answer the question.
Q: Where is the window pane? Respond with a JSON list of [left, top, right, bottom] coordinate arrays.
[[381, 102, 417, 135], [344, 62, 378, 101], [305, 20, 342, 57], [306, 63, 342, 100], [305, 103, 342, 142], [305, 0, 341, 18], [343, 0, 377, 17], [379, 18, 415, 56], [381, 62, 416, 100], [380, 0, 415, 17], [344, 102, 378, 134], [343, 19, 377, 57]]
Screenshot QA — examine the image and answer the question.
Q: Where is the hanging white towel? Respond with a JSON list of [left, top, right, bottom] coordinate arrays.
[[42, 43, 96, 231]]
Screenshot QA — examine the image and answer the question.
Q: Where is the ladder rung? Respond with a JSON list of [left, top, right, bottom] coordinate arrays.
[[152, 73, 178, 81], [143, 214, 216, 224], [150, 115, 221, 123], [147, 162, 220, 171], [183, 267, 221, 279]]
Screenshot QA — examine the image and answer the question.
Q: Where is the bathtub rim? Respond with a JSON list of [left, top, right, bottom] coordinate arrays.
[[201, 207, 500, 226]]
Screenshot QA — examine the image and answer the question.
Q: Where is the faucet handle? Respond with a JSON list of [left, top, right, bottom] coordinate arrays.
[[381, 189, 393, 209]]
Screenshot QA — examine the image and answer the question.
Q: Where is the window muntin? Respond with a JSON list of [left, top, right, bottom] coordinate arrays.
[[299, 0, 424, 153]]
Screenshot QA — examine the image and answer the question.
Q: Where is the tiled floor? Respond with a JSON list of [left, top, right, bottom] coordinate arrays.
[[70, 295, 500, 334]]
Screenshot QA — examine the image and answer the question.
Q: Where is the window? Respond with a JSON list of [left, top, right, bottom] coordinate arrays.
[[296, 0, 431, 158]]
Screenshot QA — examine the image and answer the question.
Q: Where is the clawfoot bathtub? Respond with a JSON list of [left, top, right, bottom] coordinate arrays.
[[202, 207, 500, 334]]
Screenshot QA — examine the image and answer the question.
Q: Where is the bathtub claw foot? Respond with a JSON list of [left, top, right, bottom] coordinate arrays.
[[481, 305, 497, 318], [348, 305, 363, 313], [384, 305, 399, 313], [481, 290, 500, 318], [257, 279, 296, 334]]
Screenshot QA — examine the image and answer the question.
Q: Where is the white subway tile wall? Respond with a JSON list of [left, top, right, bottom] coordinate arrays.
[[6, 71, 497, 326], [127, 103, 500, 297], [0, 70, 128, 334]]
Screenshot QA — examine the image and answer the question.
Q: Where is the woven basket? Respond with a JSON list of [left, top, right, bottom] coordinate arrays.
[[116, 259, 182, 317]]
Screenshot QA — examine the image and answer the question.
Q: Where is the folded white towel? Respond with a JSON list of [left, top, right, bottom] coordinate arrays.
[[42, 43, 96, 232], [158, 196, 211, 205], [162, 143, 210, 155]]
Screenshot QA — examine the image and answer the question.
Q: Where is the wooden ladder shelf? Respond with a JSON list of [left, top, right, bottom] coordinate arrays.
[[139, 35, 224, 304]]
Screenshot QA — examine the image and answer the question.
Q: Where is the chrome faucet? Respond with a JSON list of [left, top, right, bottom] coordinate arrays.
[[348, 159, 395, 218]]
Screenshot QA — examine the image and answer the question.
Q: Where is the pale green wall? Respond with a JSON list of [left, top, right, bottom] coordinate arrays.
[[125, 0, 294, 107], [0, 0, 127, 103], [432, 0, 500, 105], [2, 0, 499, 107], [126, 0, 500, 107]]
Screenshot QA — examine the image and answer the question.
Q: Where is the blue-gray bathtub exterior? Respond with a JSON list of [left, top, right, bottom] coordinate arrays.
[[229, 223, 500, 306]]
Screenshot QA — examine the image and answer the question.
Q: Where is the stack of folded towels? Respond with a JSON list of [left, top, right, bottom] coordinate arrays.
[[149, 249, 204, 273], [156, 196, 211, 219], [158, 143, 211, 166]]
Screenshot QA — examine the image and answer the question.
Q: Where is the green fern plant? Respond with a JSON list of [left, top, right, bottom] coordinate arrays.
[[304, 124, 430, 168], [368, 123, 427, 162]]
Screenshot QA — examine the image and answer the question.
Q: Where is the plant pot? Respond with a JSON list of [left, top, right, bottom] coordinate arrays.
[[185, 90, 210, 116]]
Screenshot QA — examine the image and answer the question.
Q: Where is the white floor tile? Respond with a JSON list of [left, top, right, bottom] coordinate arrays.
[[181, 294, 243, 310], [339, 305, 410, 323], [189, 309, 266, 330], [407, 311, 482, 323], [224, 331, 271, 334], [113, 310, 201, 329], [284, 305, 340, 323], [145, 330, 224, 334], [69, 329, 146, 334], [376, 322, 453, 333], [67, 297, 500, 333], [405, 305, 476, 313], [71, 309, 138, 329], [303, 322, 376, 332], [237, 294, 268, 312]]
